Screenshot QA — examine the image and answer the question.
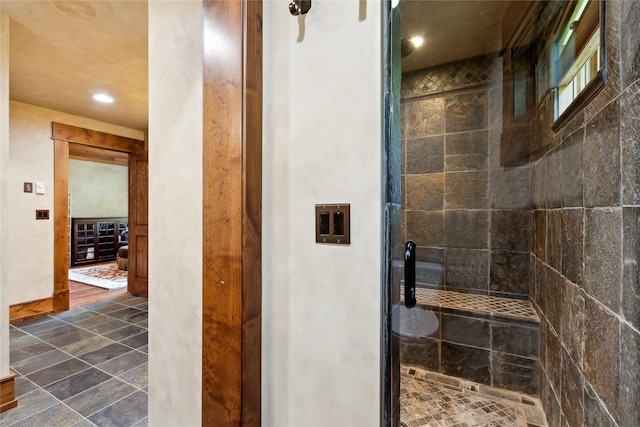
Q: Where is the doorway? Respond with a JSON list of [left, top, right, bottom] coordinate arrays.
[[67, 145, 130, 307], [53, 122, 147, 313]]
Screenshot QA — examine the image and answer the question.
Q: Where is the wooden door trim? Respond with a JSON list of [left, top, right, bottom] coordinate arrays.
[[52, 122, 144, 152], [202, 0, 262, 425], [52, 123, 144, 313], [128, 151, 148, 297]]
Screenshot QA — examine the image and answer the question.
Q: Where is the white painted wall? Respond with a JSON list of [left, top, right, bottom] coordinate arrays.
[[147, 1, 203, 425], [262, 1, 383, 425], [69, 159, 128, 218], [7, 101, 143, 305], [0, 12, 10, 378]]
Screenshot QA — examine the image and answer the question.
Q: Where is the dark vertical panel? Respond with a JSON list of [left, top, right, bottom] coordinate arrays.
[[128, 152, 148, 297]]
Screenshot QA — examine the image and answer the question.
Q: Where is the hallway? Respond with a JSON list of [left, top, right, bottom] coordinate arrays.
[[1, 295, 148, 426]]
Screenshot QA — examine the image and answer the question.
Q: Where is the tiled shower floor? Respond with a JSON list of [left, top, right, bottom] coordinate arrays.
[[401, 366, 548, 427]]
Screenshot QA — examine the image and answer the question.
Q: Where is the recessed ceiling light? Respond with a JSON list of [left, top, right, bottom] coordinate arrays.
[[410, 37, 424, 48], [93, 93, 114, 104]]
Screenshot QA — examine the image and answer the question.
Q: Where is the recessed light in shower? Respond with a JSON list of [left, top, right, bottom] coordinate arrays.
[[410, 37, 424, 48], [401, 37, 425, 58], [93, 93, 114, 103]]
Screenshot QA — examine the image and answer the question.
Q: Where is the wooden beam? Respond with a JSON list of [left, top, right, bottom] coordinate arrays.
[[52, 122, 144, 153], [202, 0, 262, 425], [69, 143, 129, 166]]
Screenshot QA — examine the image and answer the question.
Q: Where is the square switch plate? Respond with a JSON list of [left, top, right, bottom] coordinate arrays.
[[315, 204, 350, 245]]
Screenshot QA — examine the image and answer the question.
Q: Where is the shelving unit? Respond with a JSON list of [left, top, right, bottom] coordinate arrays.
[[71, 217, 128, 266]]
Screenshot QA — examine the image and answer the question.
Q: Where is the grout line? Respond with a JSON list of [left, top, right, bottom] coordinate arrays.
[[82, 389, 145, 425]]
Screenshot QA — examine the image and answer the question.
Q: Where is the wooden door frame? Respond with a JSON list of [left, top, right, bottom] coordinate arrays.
[[52, 122, 144, 312], [202, 0, 262, 424]]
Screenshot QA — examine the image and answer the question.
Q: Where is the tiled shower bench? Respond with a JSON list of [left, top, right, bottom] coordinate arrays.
[[397, 286, 540, 395]]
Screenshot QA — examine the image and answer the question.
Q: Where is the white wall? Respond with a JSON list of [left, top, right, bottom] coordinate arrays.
[[147, 1, 203, 425], [7, 101, 143, 305], [262, 1, 382, 425], [0, 12, 10, 378], [69, 159, 128, 218]]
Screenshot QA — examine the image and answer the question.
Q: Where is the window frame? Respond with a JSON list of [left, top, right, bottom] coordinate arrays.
[[551, 0, 606, 132]]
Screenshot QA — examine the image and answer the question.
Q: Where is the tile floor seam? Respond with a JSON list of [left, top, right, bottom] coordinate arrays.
[[87, 356, 147, 390], [2, 388, 60, 427], [27, 363, 93, 389], [81, 389, 141, 421], [59, 399, 98, 427]]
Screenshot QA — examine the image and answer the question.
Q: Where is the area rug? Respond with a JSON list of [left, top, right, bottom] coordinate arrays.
[[68, 263, 128, 290]]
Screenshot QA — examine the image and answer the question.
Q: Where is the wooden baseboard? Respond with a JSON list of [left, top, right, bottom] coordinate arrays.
[[1, 371, 17, 413], [10, 297, 54, 323]]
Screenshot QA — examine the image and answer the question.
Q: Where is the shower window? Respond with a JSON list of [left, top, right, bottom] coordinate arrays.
[[553, 0, 605, 129]]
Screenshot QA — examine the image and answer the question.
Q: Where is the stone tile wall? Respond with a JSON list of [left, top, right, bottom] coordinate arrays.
[[530, 2, 640, 426], [399, 306, 539, 395], [401, 53, 532, 299]]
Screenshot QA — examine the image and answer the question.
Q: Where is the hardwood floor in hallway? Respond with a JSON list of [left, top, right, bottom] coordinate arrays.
[[69, 281, 129, 309]]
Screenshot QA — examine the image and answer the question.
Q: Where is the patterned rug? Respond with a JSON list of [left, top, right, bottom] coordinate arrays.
[[68, 263, 128, 290]]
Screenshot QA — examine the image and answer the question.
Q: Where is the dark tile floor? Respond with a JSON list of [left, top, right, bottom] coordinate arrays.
[[1, 295, 148, 427]]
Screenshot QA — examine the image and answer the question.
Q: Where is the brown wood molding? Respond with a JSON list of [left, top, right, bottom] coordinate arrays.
[[69, 143, 129, 166], [202, 0, 262, 425], [52, 122, 144, 153], [53, 289, 70, 313], [9, 297, 54, 323], [128, 151, 148, 297], [0, 370, 17, 413], [53, 138, 70, 314]]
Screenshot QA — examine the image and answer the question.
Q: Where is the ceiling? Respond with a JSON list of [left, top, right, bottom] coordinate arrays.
[[0, 1, 531, 131], [400, 0, 534, 72], [1, 0, 148, 131]]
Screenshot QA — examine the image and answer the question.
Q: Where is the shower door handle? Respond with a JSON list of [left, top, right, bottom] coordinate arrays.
[[404, 240, 416, 308]]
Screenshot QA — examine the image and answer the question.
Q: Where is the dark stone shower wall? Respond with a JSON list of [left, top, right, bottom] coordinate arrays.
[[530, 1, 640, 426], [401, 53, 532, 298]]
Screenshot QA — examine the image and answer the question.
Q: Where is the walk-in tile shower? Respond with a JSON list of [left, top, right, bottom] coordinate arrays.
[[384, 1, 640, 426]]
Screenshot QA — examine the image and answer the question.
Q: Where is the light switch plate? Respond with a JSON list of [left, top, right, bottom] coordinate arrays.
[[315, 204, 350, 245], [35, 182, 45, 194]]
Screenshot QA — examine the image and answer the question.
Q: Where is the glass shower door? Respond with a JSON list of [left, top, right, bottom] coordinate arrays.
[[383, 0, 596, 425]]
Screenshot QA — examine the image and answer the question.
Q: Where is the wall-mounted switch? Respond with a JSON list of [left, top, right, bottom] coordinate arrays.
[[315, 204, 350, 244], [35, 182, 45, 194], [319, 212, 330, 235], [35, 209, 50, 220]]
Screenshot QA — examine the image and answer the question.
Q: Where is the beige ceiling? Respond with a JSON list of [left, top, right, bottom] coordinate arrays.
[[400, 0, 533, 72], [1, 0, 148, 131]]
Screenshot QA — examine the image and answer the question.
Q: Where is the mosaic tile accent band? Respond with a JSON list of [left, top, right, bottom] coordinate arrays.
[[401, 53, 503, 100], [401, 287, 539, 323]]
